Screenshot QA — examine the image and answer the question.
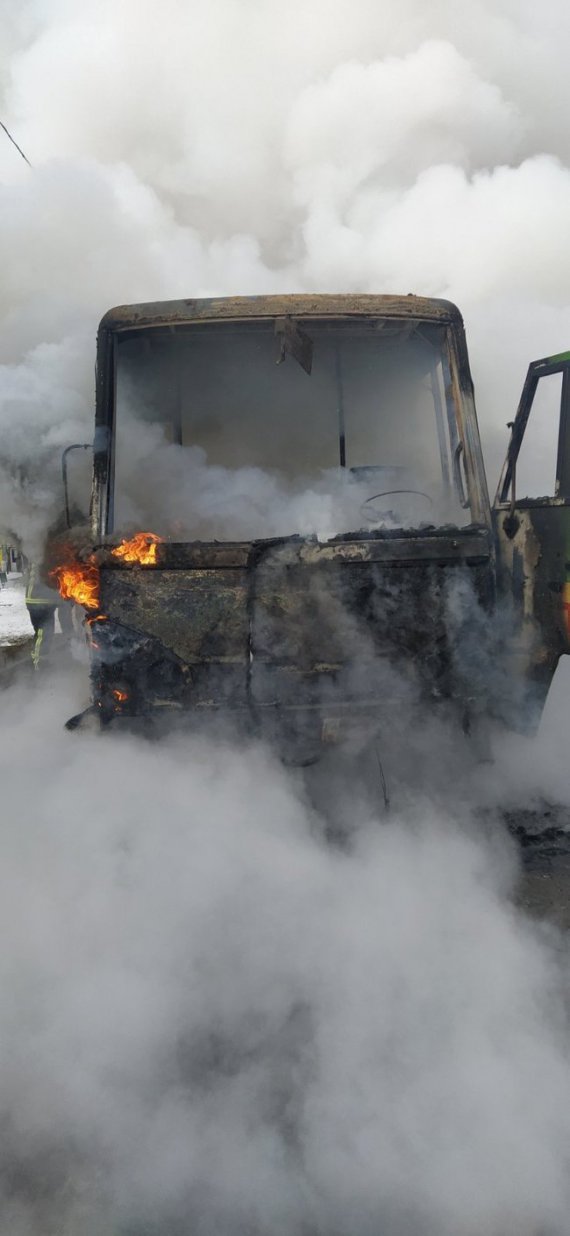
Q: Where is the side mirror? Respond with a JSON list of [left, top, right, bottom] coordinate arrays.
[[62, 444, 92, 528]]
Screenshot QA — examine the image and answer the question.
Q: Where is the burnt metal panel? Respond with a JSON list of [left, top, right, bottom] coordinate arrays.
[[295, 532, 490, 566], [493, 355, 570, 712], [91, 330, 116, 539], [95, 529, 491, 572], [445, 321, 491, 528], [557, 366, 570, 497], [99, 566, 249, 666], [493, 504, 567, 725], [97, 294, 463, 335], [96, 531, 495, 727]]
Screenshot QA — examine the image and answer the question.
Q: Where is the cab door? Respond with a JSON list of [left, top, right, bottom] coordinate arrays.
[[493, 352, 570, 723]]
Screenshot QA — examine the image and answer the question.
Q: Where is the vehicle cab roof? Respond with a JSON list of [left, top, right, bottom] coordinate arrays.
[[98, 293, 464, 335]]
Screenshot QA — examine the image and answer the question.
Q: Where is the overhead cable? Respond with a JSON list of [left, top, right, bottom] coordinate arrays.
[[0, 121, 32, 167]]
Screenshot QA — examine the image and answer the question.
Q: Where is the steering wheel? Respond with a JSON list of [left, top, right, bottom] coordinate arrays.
[[360, 489, 434, 523]]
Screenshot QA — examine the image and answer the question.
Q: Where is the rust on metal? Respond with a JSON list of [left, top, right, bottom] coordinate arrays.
[[97, 293, 463, 336]]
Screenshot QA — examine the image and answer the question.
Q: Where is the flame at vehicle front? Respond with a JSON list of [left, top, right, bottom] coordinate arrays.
[[51, 561, 100, 610], [111, 532, 164, 565], [51, 531, 164, 612]]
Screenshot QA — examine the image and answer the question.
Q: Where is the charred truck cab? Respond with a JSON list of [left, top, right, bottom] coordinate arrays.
[[76, 295, 570, 758]]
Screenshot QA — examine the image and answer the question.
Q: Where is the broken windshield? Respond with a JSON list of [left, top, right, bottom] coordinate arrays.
[[112, 317, 470, 540]]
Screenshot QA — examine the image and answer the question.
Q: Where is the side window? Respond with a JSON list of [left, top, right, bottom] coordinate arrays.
[[515, 372, 562, 499]]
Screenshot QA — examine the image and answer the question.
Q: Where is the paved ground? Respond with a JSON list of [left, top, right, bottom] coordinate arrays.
[[514, 810, 570, 927], [0, 576, 32, 646], [0, 577, 34, 679]]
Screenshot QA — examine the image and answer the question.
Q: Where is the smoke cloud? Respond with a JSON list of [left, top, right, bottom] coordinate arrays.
[[0, 672, 569, 1235], [1, 3, 570, 1233], [1, 0, 570, 550]]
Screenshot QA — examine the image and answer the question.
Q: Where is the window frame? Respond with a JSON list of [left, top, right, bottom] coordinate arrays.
[[495, 354, 570, 508], [92, 311, 490, 539]]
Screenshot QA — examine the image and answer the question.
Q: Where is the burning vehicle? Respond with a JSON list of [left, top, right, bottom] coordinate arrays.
[[53, 294, 570, 763]]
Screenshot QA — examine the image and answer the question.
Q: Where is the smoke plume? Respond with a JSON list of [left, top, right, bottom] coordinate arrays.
[[1, 0, 570, 550], [0, 672, 569, 1235], [1, 3, 570, 1234]]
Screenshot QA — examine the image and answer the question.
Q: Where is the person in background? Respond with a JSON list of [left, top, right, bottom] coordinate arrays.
[[24, 558, 61, 668]]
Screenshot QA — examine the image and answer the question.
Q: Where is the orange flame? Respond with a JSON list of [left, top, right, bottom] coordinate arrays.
[[112, 688, 128, 703], [111, 532, 164, 566], [51, 530, 163, 611], [51, 562, 100, 610]]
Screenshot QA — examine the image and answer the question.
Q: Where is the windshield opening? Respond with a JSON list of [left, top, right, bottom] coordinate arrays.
[[112, 317, 470, 541]]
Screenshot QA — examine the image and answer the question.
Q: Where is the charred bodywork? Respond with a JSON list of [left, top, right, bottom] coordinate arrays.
[[91, 528, 494, 756], [74, 295, 569, 755], [493, 352, 570, 719]]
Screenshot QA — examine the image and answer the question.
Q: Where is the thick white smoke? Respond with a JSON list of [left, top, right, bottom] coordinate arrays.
[[1, 0, 570, 549], [0, 672, 569, 1236], [2, 3, 570, 1233]]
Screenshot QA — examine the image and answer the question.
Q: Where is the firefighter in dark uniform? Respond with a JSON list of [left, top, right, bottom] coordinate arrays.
[[24, 559, 63, 668]]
